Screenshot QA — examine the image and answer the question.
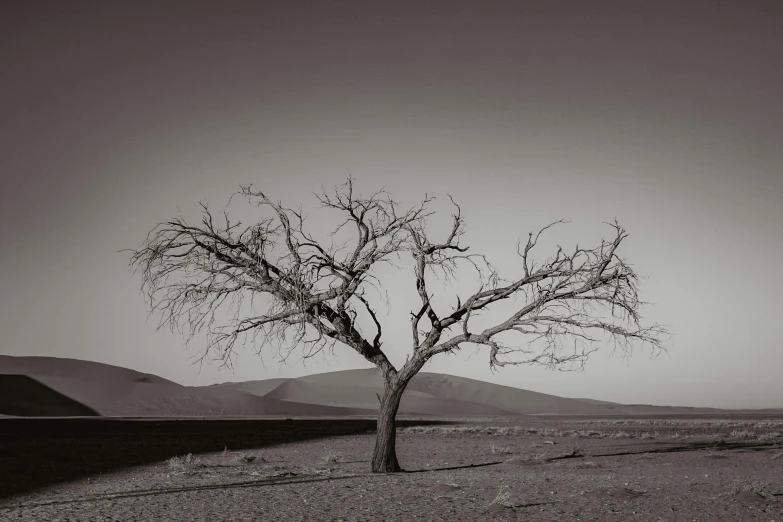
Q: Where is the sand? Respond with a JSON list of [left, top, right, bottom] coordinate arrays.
[[1, 416, 782, 520]]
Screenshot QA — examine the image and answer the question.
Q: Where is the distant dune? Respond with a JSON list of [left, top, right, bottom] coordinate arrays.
[[203, 368, 783, 416], [0, 355, 176, 386], [257, 369, 613, 415], [0, 356, 371, 417], [1, 356, 778, 417], [210, 378, 289, 397], [407, 372, 614, 415], [569, 398, 727, 415]]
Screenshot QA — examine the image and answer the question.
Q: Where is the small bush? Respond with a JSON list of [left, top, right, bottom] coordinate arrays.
[[755, 420, 783, 429], [488, 485, 513, 508], [167, 453, 201, 470], [491, 443, 514, 455], [235, 451, 265, 463], [530, 451, 550, 462], [729, 481, 776, 499], [324, 450, 343, 464]]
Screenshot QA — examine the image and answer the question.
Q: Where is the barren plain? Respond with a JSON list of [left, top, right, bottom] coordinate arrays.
[[2, 415, 782, 521]]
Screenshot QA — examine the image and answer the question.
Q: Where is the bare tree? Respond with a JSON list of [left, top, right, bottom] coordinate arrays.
[[128, 179, 667, 473]]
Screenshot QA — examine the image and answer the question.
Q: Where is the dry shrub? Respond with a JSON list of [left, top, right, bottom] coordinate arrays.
[[491, 443, 514, 455], [235, 451, 266, 463], [755, 420, 783, 429], [726, 481, 776, 499], [167, 453, 201, 471], [729, 429, 756, 439], [530, 451, 550, 462], [324, 450, 343, 464], [488, 485, 513, 508]]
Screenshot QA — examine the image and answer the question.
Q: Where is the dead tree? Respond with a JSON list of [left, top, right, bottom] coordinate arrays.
[[128, 179, 667, 473]]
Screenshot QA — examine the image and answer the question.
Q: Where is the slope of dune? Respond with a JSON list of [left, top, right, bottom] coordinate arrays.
[[262, 374, 516, 416], [0, 355, 176, 385], [210, 378, 290, 397], [0, 375, 100, 417], [26, 374, 371, 417], [0, 356, 371, 417], [235, 369, 780, 415], [5, 356, 775, 417], [407, 372, 615, 415], [258, 368, 614, 415]]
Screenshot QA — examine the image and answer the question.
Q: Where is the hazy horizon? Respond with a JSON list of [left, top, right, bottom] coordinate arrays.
[[1, 1, 781, 409]]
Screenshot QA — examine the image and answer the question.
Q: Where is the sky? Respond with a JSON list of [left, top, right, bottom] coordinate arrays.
[[1, 1, 781, 409]]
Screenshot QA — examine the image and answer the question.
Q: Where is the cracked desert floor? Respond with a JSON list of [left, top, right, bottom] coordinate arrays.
[[1, 416, 782, 521]]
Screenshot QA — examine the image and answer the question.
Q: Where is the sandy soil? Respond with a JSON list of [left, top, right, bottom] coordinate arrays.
[[1, 416, 782, 521]]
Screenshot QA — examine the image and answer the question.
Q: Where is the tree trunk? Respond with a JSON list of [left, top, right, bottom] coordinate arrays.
[[371, 381, 406, 473]]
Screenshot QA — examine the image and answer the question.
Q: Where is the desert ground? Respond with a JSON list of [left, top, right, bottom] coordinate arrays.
[[2, 356, 782, 519], [1, 415, 782, 521]]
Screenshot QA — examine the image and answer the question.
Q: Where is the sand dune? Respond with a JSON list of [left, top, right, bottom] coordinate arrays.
[[262, 374, 516, 416], [254, 369, 613, 415], [0, 355, 176, 385], [0, 356, 371, 417], [3, 356, 777, 417], [224, 368, 783, 415], [0, 375, 100, 417], [569, 398, 727, 415], [210, 378, 290, 397], [407, 372, 614, 415], [26, 374, 371, 417]]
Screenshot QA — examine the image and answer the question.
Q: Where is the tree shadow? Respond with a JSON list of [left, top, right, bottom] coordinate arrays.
[[0, 417, 448, 500], [1, 472, 363, 510], [403, 460, 507, 473], [0, 456, 541, 511]]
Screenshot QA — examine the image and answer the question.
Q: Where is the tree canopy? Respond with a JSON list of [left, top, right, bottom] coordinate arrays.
[[129, 179, 668, 472]]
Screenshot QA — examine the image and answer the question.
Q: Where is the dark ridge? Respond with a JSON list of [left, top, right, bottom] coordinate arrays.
[[0, 417, 450, 500], [0, 375, 99, 417]]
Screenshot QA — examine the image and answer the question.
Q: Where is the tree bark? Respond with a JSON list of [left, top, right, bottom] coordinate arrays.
[[371, 381, 406, 473]]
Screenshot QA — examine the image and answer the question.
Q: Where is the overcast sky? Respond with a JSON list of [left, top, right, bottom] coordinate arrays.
[[1, 1, 781, 408]]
